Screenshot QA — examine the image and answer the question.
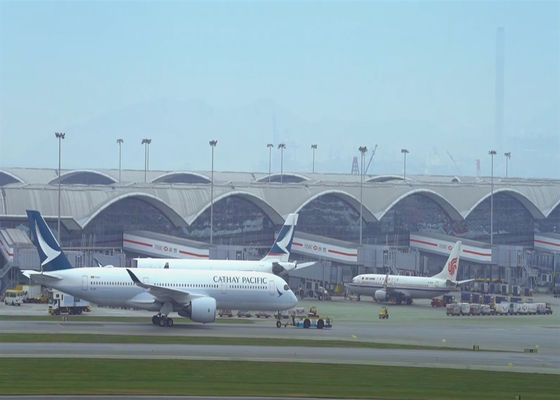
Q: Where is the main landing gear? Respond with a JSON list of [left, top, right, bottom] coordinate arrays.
[[152, 313, 174, 327]]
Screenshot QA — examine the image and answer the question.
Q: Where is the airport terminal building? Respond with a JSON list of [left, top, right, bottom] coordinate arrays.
[[1, 167, 559, 295]]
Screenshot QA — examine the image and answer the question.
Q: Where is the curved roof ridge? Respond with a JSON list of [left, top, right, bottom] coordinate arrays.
[[375, 188, 463, 221], [49, 169, 117, 185]]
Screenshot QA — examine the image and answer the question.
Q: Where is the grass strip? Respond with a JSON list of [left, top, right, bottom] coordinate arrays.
[[0, 358, 557, 399], [0, 332, 505, 352]]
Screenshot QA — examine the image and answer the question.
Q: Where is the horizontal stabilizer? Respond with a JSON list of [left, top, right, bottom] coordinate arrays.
[[295, 261, 316, 270], [454, 279, 475, 286]]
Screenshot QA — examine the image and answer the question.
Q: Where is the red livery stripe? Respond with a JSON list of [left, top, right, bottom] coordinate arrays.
[[123, 238, 153, 248], [410, 238, 438, 247], [463, 249, 491, 257], [328, 249, 357, 257], [178, 250, 209, 258], [535, 239, 560, 248]]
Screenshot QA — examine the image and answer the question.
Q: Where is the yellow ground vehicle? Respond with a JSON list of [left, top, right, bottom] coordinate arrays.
[[379, 306, 389, 319]]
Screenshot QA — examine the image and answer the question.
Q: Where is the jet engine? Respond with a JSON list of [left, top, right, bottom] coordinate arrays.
[[374, 289, 388, 302], [177, 297, 216, 323]]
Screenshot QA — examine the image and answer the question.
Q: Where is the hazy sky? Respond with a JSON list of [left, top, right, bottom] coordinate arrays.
[[0, 1, 558, 178]]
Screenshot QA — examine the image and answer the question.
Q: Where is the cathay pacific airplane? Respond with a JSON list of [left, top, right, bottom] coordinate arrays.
[[347, 241, 472, 304], [134, 213, 315, 274], [23, 210, 297, 327]]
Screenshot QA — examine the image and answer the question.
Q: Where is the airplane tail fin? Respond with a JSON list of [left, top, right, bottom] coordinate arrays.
[[26, 210, 72, 272], [261, 213, 298, 262], [432, 241, 462, 281]]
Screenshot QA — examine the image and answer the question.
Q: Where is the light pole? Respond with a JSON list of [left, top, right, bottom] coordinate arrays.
[[209, 139, 218, 245], [311, 144, 317, 173], [267, 143, 273, 183], [504, 152, 511, 177], [401, 148, 409, 180], [55, 132, 65, 243], [358, 146, 368, 245], [278, 143, 286, 184], [141, 138, 151, 182], [489, 150, 496, 250], [117, 138, 123, 183]]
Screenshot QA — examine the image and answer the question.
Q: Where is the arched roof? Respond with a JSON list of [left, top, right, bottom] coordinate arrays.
[[1, 168, 558, 231], [376, 189, 463, 221], [464, 188, 546, 220], [189, 191, 284, 226], [80, 192, 187, 229], [367, 175, 405, 183], [49, 170, 117, 185], [257, 173, 309, 183], [293, 190, 377, 223], [0, 170, 23, 186], [152, 172, 211, 184]]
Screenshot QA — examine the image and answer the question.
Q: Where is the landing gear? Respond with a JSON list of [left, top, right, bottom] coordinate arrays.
[[152, 313, 174, 328]]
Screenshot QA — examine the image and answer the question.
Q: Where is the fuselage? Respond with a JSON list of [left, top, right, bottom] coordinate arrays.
[[31, 267, 297, 312], [347, 274, 451, 299], [135, 258, 296, 273]]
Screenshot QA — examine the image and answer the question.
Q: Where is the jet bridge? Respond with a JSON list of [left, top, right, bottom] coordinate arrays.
[[534, 233, 560, 254], [123, 231, 210, 259], [409, 232, 492, 264], [291, 232, 358, 265]]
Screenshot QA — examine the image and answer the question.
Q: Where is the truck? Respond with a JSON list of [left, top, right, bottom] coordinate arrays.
[[494, 302, 512, 315], [48, 290, 90, 315], [446, 303, 461, 316], [3, 289, 23, 306], [536, 303, 553, 315]]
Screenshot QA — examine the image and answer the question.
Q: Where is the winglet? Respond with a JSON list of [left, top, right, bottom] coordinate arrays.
[[126, 268, 149, 289]]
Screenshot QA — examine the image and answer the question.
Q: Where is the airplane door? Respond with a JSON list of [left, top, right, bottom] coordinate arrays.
[[220, 281, 227, 294], [82, 275, 88, 291], [268, 279, 276, 296]]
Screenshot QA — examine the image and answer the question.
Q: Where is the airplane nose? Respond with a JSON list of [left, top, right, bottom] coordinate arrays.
[[288, 290, 298, 307]]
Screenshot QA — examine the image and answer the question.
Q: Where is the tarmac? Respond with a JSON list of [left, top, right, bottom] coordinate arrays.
[[1, 294, 559, 373]]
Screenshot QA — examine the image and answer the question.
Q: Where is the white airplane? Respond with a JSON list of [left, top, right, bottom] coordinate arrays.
[[23, 210, 297, 327], [134, 213, 315, 274], [347, 241, 472, 304]]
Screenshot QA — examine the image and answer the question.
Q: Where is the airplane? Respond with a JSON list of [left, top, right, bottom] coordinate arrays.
[[347, 241, 472, 304], [134, 213, 315, 274], [23, 210, 298, 327]]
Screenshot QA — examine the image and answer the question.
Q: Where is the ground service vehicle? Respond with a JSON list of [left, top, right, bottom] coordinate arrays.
[[3, 289, 23, 306], [49, 290, 90, 315], [276, 306, 332, 329], [379, 306, 389, 319]]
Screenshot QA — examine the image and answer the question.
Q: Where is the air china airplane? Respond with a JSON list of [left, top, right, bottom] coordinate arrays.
[[134, 213, 315, 274], [347, 241, 472, 304], [24, 210, 297, 328]]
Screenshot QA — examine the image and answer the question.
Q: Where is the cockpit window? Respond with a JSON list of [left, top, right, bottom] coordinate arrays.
[[284, 284, 289, 291]]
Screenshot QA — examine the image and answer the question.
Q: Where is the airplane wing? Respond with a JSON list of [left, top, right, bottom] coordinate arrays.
[[23, 271, 61, 284], [272, 260, 317, 274], [126, 269, 201, 305]]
